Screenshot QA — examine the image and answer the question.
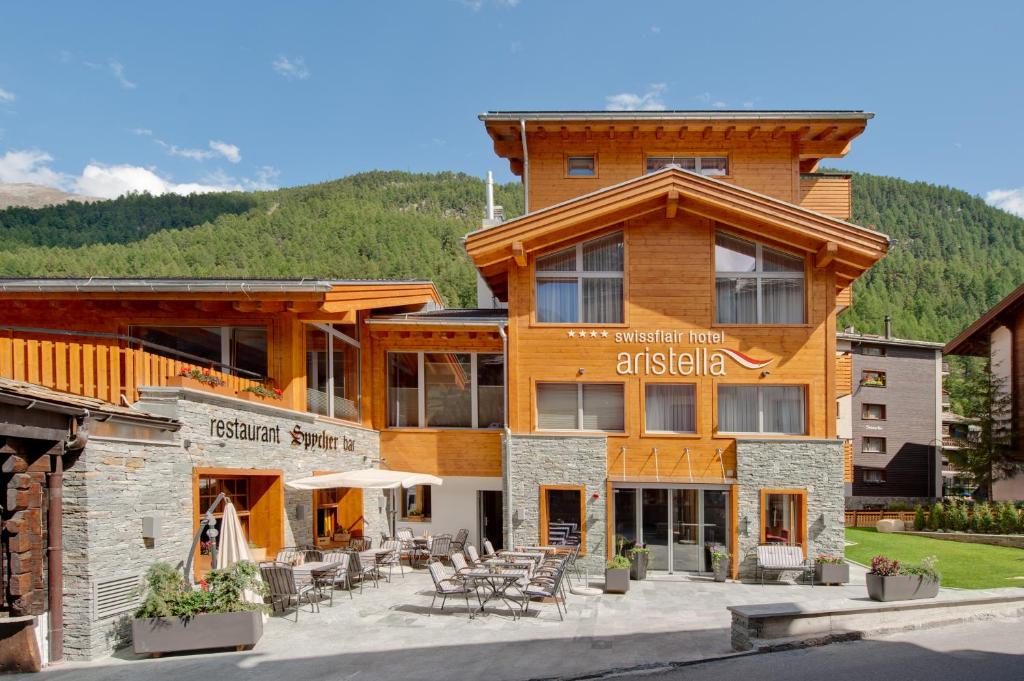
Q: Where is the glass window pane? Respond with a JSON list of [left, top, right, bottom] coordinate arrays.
[[581, 384, 624, 431], [476, 353, 505, 428], [645, 384, 696, 433], [582, 233, 623, 272], [305, 326, 330, 417], [762, 246, 804, 273], [228, 327, 267, 377], [536, 246, 577, 272], [424, 353, 472, 427], [131, 325, 223, 367], [537, 383, 579, 430], [332, 338, 360, 421], [714, 233, 757, 272], [762, 278, 805, 324], [718, 385, 758, 432], [545, 489, 582, 546], [537, 278, 578, 323], [646, 156, 696, 173], [764, 493, 802, 546], [715, 277, 757, 323], [387, 353, 419, 427], [697, 157, 728, 176], [566, 156, 596, 177], [582, 278, 623, 323], [762, 386, 805, 434]]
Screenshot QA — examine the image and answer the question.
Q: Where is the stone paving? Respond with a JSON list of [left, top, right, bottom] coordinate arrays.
[[36, 564, 878, 681]]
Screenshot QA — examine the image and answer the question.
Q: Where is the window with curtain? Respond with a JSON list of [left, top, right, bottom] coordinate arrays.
[[536, 383, 624, 432], [645, 384, 697, 433], [862, 437, 886, 453], [305, 324, 360, 422], [715, 232, 805, 324], [386, 352, 504, 429], [536, 232, 624, 324], [645, 156, 728, 176], [717, 385, 805, 434], [761, 491, 805, 549]]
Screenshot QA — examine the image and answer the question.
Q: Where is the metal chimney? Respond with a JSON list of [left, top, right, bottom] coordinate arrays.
[[884, 315, 892, 339], [486, 171, 495, 221]]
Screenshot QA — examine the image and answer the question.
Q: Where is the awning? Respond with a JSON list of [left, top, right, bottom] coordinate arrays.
[[285, 468, 443, 490]]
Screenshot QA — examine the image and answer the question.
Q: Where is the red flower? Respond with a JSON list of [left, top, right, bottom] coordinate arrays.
[[273, 388, 283, 396], [203, 368, 211, 376]]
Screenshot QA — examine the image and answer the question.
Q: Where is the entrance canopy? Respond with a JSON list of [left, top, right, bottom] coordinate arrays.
[[286, 468, 443, 490]]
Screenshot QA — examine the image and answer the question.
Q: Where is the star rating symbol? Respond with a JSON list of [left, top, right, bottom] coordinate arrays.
[[600, 330, 609, 338], [589, 330, 598, 338], [567, 330, 576, 338]]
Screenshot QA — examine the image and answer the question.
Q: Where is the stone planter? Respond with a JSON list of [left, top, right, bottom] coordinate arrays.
[[815, 562, 849, 585], [132, 610, 263, 656], [866, 574, 939, 602], [628, 552, 648, 580], [166, 375, 231, 397], [713, 559, 729, 582], [604, 568, 630, 594]]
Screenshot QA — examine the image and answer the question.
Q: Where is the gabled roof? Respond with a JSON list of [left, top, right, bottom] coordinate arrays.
[[945, 282, 1024, 356], [464, 167, 889, 299]]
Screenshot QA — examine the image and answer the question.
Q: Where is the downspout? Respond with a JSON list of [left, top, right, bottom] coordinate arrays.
[[497, 324, 513, 550], [519, 119, 529, 214]]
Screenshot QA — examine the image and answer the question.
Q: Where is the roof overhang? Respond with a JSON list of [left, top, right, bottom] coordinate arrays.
[[945, 282, 1024, 356], [465, 167, 889, 299]]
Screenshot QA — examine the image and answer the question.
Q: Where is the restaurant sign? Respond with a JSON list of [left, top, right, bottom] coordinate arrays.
[[208, 417, 356, 452]]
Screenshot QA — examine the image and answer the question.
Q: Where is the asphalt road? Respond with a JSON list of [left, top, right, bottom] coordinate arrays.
[[635, 618, 1024, 681]]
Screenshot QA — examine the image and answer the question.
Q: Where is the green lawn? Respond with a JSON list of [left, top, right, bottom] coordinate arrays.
[[845, 528, 1024, 589]]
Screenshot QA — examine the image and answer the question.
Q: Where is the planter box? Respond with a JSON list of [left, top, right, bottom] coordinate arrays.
[[713, 559, 729, 582], [166, 375, 232, 397], [815, 562, 850, 585], [604, 568, 630, 594], [236, 390, 285, 405], [133, 610, 263, 656], [866, 573, 939, 602], [629, 552, 648, 580]]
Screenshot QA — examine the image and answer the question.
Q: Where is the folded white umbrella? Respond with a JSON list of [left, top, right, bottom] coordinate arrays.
[[285, 468, 443, 490], [214, 501, 261, 604]]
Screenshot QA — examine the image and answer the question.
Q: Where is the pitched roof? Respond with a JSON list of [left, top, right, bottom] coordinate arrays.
[[0, 376, 178, 427], [944, 282, 1024, 356], [464, 166, 888, 298]]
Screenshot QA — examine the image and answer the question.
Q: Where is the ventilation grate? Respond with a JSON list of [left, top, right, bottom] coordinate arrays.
[[93, 574, 141, 621]]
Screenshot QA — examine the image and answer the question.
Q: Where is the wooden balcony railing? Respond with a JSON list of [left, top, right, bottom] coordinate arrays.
[[0, 327, 265, 406]]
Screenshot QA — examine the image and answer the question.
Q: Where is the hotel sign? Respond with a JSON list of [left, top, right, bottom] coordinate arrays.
[[208, 418, 356, 452], [565, 328, 773, 377]]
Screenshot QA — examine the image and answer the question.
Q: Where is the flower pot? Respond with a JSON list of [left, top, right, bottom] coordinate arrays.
[[166, 375, 231, 397], [713, 559, 729, 582], [628, 552, 648, 580], [866, 574, 939, 601], [604, 567, 630, 594], [132, 610, 263, 656], [815, 562, 850, 585]]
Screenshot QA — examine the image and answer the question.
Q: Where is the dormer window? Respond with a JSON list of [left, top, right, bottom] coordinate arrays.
[[566, 155, 597, 177], [647, 156, 728, 176]]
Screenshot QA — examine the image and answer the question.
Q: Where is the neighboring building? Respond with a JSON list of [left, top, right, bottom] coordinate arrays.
[[836, 322, 944, 509], [940, 410, 977, 497], [0, 109, 889, 663], [944, 282, 1024, 501]]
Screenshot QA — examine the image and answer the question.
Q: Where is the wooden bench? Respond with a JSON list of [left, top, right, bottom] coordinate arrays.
[[755, 544, 814, 586]]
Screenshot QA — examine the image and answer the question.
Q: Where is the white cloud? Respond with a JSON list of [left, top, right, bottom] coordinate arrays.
[[986, 188, 1024, 217], [0, 88, 15, 104], [605, 83, 667, 111], [154, 138, 242, 163], [209, 140, 241, 163], [108, 60, 136, 89], [272, 55, 310, 80], [461, 0, 519, 9], [0, 150, 68, 186], [130, 128, 153, 136]]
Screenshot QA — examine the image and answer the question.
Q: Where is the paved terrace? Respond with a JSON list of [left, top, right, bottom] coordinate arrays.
[[31, 563, 992, 681]]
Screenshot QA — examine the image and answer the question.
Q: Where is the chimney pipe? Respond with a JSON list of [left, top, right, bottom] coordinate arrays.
[[486, 171, 495, 221], [884, 315, 892, 339]]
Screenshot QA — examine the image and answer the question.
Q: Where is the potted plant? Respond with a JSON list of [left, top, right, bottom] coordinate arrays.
[[709, 544, 730, 582], [168, 366, 230, 395], [866, 555, 940, 602], [815, 554, 849, 585], [237, 384, 284, 403], [604, 555, 631, 594], [626, 544, 650, 580], [132, 561, 265, 656]]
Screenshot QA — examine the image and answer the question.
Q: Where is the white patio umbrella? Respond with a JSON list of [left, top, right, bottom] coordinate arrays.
[[285, 468, 443, 490], [215, 500, 262, 605]]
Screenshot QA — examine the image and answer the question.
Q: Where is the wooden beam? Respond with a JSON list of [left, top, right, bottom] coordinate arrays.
[[631, 126, 639, 140], [702, 126, 713, 141], [584, 126, 592, 141], [771, 125, 786, 140], [536, 126, 547, 139], [724, 126, 735, 140], [194, 301, 221, 312], [796, 126, 812, 141], [678, 126, 688, 140], [655, 126, 664, 140], [665, 189, 679, 219], [815, 242, 839, 269], [512, 241, 527, 268], [286, 301, 320, 313], [747, 126, 760, 140], [814, 126, 838, 141], [799, 159, 820, 173], [232, 301, 261, 313]]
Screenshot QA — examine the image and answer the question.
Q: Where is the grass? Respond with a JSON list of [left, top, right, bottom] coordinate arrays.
[[845, 528, 1024, 589]]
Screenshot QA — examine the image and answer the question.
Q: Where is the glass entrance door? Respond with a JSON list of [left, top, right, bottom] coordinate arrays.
[[641, 489, 670, 570], [672, 489, 701, 571]]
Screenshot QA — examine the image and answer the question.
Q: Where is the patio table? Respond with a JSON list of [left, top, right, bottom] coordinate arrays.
[[463, 567, 529, 619], [483, 557, 535, 577]]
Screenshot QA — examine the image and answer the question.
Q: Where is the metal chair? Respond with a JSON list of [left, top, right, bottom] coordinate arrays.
[[259, 561, 318, 621], [426, 560, 478, 617], [320, 550, 354, 600], [451, 528, 470, 552], [522, 564, 568, 621], [450, 551, 472, 575], [345, 549, 380, 592], [378, 539, 405, 580], [349, 536, 372, 552], [465, 544, 483, 567], [482, 538, 498, 559], [429, 534, 452, 564]]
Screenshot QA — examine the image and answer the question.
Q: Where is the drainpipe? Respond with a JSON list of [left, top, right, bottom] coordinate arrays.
[[497, 324, 513, 550], [519, 119, 529, 213]]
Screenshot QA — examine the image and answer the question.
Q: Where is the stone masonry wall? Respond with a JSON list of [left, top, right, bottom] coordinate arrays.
[[62, 387, 382, 660], [505, 434, 607, 572], [735, 439, 844, 579]]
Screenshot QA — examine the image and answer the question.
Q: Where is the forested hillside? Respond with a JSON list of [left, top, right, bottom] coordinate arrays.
[[0, 169, 1021, 341]]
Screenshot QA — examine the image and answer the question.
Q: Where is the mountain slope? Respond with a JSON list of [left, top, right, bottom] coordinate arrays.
[[0, 182, 97, 210], [0, 169, 1021, 340]]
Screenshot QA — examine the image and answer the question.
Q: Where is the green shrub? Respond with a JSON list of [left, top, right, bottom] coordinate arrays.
[[901, 555, 941, 582], [973, 503, 994, 533], [997, 502, 1020, 534], [135, 561, 265, 619], [927, 502, 944, 531], [948, 503, 969, 531], [887, 501, 912, 512], [913, 505, 926, 531], [606, 555, 631, 570]]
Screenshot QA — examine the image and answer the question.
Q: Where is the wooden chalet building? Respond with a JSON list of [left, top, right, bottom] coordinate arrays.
[[0, 109, 887, 663]]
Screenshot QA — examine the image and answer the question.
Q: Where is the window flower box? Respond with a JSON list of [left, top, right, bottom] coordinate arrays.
[[236, 385, 284, 403], [167, 368, 232, 397]]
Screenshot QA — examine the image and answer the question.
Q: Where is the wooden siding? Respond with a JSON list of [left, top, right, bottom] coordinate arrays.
[[798, 175, 852, 220], [843, 439, 854, 483], [836, 352, 853, 398], [379, 430, 503, 477]]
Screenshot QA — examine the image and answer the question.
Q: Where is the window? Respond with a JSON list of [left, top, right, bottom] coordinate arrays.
[[646, 156, 729, 176], [861, 370, 886, 387], [130, 325, 267, 377], [536, 232, 624, 324], [760, 490, 806, 553], [861, 345, 886, 357], [386, 352, 504, 429], [402, 485, 432, 520], [306, 323, 360, 422], [541, 486, 584, 551], [863, 469, 886, 484], [714, 232, 805, 324], [717, 385, 805, 434], [862, 403, 886, 420], [862, 437, 886, 453], [566, 155, 596, 177], [537, 383, 624, 431], [645, 383, 697, 433]]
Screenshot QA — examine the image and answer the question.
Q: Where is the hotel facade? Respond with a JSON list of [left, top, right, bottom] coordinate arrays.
[[0, 110, 887, 662]]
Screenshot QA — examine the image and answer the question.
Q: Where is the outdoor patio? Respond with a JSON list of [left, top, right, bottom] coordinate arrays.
[[37, 564, 880, 681]]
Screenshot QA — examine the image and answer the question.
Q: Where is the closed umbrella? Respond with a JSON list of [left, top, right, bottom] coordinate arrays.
[[215, 501, 262, 605]]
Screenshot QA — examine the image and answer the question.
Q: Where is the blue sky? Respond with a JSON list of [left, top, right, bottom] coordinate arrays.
[[1, 1, 1022, 214]]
